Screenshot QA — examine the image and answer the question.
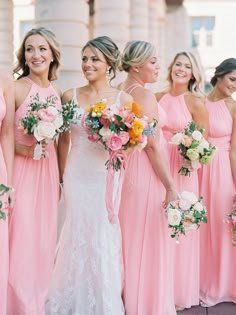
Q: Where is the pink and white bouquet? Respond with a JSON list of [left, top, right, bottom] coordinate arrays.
[[20, 93, 63, 159], [0, 184, 11, 220], [82, 99, 157, 171], [225, 194, 236, 246], [170, 121, 217, 176], [165, 190, 207, 242]]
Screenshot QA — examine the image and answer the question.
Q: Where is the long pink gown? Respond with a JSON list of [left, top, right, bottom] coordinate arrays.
[[0, 87, 9, 315], [7, 78, 60, 315], [159, 93, 200, 309], [199, 99, 236, 306], [119, 103, 176, 315]]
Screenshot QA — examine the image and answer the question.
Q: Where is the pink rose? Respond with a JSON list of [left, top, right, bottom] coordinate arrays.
[[88, 133, 99, 142], [100, 117, 110, 127], [107, 135, 123, 151], [119, 131, 129, 145], [37, 106, 58, 122]]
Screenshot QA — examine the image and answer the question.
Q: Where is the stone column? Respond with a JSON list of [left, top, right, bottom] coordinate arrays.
[[35, 0, 89, 91], [94, 0, 130, 52], [0, 0, 13, 70], [130, 0, 149, 41]]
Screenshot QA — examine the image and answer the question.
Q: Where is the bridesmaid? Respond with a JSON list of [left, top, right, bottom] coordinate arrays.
[[199, 58, 236, 307], [7, 27, 62, 315], [118, 40, 178, 315], [0, 69, 15, 315], [155, 51, 208, 311]]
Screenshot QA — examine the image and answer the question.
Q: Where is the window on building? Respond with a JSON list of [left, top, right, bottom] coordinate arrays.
[[20, 20, 34, 41], [191, 16, 215, 48]]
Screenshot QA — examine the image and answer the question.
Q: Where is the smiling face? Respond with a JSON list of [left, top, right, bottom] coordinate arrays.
[[216, 70, 236, 97], [171, 54, 193, 86], [81, 46, 109, 82], [138, 55, 160, 84], [24, 34, 53, 77]]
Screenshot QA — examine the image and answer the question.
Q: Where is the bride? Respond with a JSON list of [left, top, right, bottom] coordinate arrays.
[[45, 36, 132, 314]]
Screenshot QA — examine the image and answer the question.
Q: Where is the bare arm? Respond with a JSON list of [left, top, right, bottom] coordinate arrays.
[[185, 94, 209, 138], [0, 71, 15, 187], [57, 89, 73, 183], [133, 88, 178, 205]]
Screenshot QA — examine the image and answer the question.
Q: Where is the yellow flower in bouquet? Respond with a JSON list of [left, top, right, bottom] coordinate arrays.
[[87, 101, 107, 115], [128, 119, 145, 144], [131, 101, 143, 118]]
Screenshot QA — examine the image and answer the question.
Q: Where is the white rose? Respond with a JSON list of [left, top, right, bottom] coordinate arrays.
[[47, 106, 58, 116], [53, 115, 63, 130], [194, 201, 203, 212], [184, 222, 198, 233], [169, 132, 183, 145], [191, 159, 201, 170], [179, 198, 192, 211], [192, 130, 202, 141], [99, 127, 113, 140], [34, 121, 56, 141], [180, 191, 198, 204], [198, 138, 209, 154], [167, 208, 182, 226]]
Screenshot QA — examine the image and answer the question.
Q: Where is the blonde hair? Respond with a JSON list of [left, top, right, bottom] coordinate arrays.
[[166, 51, 204, 96], [120, 40, 156, 72], [82, 36, 120, 82], [13, 27, 61, 81]]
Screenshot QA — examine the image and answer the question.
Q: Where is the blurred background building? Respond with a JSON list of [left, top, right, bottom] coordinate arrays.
[[0, 0, 235, 92]]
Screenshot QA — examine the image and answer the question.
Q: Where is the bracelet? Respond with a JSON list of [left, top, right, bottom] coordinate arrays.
[[59, 182, 64, 190]]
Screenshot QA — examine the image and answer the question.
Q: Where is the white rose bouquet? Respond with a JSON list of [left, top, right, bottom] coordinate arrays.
[[20, 93, 63, 160], [170, 121, 217, 176], [165, 190, 207, 242]]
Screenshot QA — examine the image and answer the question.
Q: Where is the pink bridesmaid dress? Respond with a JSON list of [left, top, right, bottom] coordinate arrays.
[[0, 87, 9, 315], [199, 99, 236, 306], [7, 79, 60, 315], [159, 93, 200, 309], [119, 104, 176, 315]]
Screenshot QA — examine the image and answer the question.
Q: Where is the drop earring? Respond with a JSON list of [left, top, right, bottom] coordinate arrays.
[[106, 67, 111, 79]]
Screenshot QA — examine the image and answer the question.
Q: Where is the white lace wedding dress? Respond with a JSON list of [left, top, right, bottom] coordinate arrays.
[[45, 93, 124, 315]]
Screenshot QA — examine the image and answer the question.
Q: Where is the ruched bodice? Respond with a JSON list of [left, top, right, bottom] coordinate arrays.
[[14, 79, 61, 149], [206, 99, 232, 152], [160, 93, 192, 141]]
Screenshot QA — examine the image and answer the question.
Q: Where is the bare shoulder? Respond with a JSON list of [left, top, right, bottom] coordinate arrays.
[[51, 82, 62, 98], [61, 88, 75, 103], [185, 93, 205, 108], [0, 69, 14, 88], [120, 90, 133, 104], [226, 96, 236, 116], [155, 91, 166, 102]]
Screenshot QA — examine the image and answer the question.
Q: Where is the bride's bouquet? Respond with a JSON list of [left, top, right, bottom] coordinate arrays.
[[20, 93, 63, 159], [225, 194, 236, 246], [0, 184, 11, 220], [82, 99, 157, 171], [165, 191, 207, 242], [170, 121, 217, 176]]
